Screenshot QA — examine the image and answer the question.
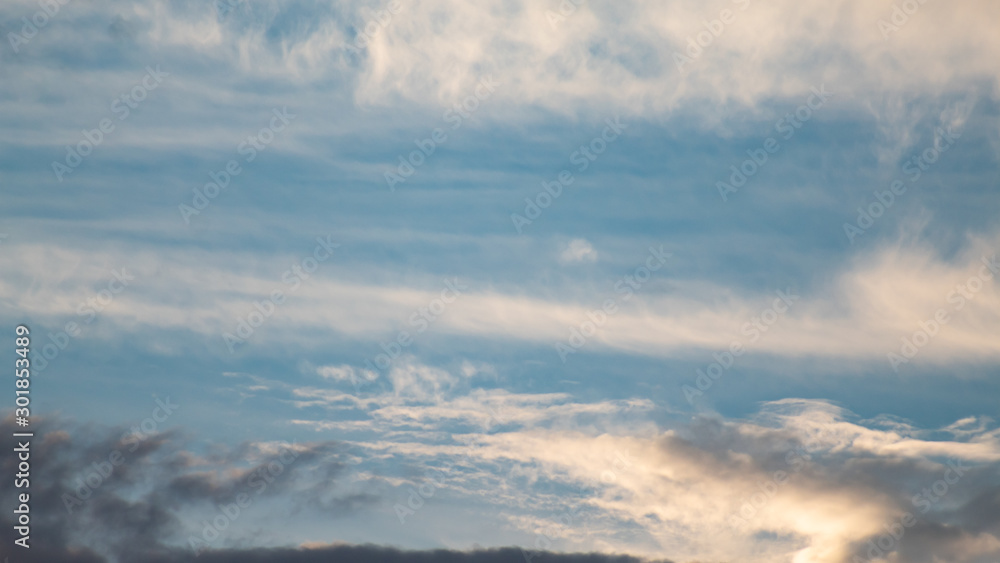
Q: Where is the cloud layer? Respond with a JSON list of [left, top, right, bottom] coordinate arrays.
[[2, 1, 999, 561], [5, 382, 1000, 563]]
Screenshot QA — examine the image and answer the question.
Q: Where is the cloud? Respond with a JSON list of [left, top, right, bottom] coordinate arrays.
[[3, 0, 998, 135], [560, 239, 598, 264], [0, 414, 679, 563], [447, 400, 1000, 562], [236, 359, 1000, 563], [0, 414, 373, 563], [1, 1, 999, 561], [316, 364, 376, 383], [6, 229, 1000, 368]]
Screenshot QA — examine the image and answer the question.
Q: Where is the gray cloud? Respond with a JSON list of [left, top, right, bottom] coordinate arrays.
[[0, 414, 373, 562]]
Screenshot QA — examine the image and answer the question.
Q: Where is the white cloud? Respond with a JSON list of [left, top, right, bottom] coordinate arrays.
[[278, 360, 1000, 563], [5, 0, 998, 127], [316, 364, 372, 382], [6, 230, 1000, 368], [559, 239, 598, 264]]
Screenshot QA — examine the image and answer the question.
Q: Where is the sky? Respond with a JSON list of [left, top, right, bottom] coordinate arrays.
[[0, 0, 999, 562]]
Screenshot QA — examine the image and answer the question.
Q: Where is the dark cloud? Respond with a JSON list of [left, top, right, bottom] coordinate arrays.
[[667, 411, 1000, 563], [0, 414, 371, 563]]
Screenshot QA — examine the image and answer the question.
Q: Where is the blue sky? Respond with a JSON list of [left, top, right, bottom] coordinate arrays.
[[1, 1, 1000, 562]]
